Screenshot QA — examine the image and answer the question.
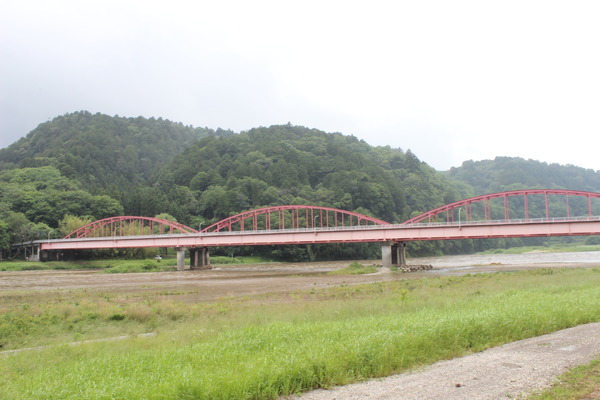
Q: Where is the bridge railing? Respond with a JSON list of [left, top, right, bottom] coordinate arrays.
[[203, 214, 600, 233], [403, 215, 600, 228]]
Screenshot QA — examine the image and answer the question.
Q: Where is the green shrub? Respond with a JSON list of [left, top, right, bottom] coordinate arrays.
[[108, 313, 125, 321], [141, 260, 158, 271], [329, 262, 378, 275]]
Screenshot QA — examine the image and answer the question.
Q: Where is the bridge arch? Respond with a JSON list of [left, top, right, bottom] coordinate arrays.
[[403, 189, 600, 225], [203, 205, 390, 232], [61, 190, 600, 238], [63, 216, 198, 239]]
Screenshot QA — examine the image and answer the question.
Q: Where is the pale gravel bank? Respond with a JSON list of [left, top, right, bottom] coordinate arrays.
[[286, 322, 600, 400]]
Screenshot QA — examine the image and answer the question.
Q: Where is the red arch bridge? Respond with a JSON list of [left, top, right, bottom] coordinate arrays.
[[32, 189, 600, 269]]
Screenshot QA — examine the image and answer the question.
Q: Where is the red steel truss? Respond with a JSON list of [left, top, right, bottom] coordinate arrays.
[[62, 190, 600, 240], [63, 216, 198, 239], [202, 205, 390, 232], [403, 189, 600, 225], [62, 206, 389, 238]]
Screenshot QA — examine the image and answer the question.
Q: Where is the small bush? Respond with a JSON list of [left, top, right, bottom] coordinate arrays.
[[125, 305, 153, 323], [108, 313, 125, 321], [329, 262, 378, 275], [211, 256, 244, 265], [141, 260, 158, 271], [103, 259, 173, 273]]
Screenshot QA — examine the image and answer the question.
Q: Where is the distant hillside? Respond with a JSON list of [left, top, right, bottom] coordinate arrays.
[[154, 124, 458, 224], [445, 157, 600, 195], [0, 111, 231, 192]]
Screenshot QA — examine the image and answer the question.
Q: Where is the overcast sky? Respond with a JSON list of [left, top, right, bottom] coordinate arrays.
[[1, 1, 599, 171]]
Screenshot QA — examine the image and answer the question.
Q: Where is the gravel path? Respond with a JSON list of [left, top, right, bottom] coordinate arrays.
[[288, 322, 600, 400]]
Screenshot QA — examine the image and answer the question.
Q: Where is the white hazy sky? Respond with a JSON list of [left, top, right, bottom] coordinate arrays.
[[1, 0, 599, 171]]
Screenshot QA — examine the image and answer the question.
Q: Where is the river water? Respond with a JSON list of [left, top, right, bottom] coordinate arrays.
[[214, 251, 600, 276], [408, 250, 600, 275], [412, 250, 600, 267]]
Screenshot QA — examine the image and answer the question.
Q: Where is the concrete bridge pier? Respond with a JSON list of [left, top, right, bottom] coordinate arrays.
[[190, 248, 199, 268], [29, 245, 41, 262], [381, 241, 407, 267], [176, 247, 187, 271], [189, 247, 211, 269]]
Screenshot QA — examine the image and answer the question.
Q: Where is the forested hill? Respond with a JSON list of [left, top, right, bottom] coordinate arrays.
[[0, 111, 231, 190], [154, 124, 457, 224], [445, 157, 600, 194]]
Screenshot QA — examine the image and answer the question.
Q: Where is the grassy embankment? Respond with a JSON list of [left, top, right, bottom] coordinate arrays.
[[1, 266, 600, 399]]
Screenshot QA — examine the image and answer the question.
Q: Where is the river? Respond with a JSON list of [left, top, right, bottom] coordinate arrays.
[[409, 250, 600, 275]]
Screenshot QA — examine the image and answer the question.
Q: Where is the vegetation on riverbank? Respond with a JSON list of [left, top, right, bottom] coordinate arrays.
[[0, 255, 273, 272], [327, 261, 379, 275], [1, 267, 599, 399], [530, 357, 600, 399]]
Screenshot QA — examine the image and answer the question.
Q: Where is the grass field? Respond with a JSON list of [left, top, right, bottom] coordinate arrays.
[[1, 267, 600, 399]]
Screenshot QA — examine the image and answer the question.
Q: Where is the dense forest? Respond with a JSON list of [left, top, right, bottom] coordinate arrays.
[[1, 111, 599, 260], [445, 157, 600, 194]]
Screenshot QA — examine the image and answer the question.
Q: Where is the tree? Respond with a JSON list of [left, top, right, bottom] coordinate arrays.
[[58, 215, 94, 237], [0, 220, 10, 260], [154, 213, 178, 222]]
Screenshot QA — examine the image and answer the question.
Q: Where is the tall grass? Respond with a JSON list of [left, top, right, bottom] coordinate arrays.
[[1, 268, 600, 399]]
